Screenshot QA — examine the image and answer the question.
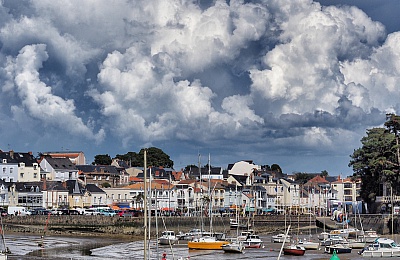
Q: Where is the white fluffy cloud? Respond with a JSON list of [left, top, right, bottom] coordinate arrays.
[[5, 44, 104, 142], [0, 0, 399, 173]]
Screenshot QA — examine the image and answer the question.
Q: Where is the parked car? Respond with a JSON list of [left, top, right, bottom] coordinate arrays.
[[117, 209, 126, 217], [60, 209, 80, 215], [73, 207, 85, 215], [121, 209, 143, 217], [30, 208, 51, 215], [83, 208, 101, 215], [50, 208, 62, 215], [99, 209, 117, 217]]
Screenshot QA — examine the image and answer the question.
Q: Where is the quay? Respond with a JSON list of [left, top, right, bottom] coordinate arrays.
[[2, 214, 398, 237]]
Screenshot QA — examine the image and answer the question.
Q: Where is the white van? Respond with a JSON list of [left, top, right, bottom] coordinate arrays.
[[83, 208, 101, 215], [8, 206, 31, 216]]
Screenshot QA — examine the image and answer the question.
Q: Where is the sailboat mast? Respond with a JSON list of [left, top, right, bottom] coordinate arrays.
[[208, 154, 212, 234], [199, 154, 204, 234], [144, 149, 148, 260], [148, 167, 152, 257]]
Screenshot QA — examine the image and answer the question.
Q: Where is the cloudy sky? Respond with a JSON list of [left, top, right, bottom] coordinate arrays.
[[1, 0, 399, 175]]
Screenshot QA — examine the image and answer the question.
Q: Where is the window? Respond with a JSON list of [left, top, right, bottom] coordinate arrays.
[[2, 168, 5, 173], [20, 173, 24, 178], [10, 168, 13, 173], [34, 173, 37, 178]]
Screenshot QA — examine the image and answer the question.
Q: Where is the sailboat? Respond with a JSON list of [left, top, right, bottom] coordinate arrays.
[[299, 187, 319, 250], [347, 204, 365, 249], [222, 182, 245, 253], [188, 154, 229, 250]]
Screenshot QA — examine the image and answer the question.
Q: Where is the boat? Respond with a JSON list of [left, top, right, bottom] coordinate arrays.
[[272, 233, 292, 243], [348, 238, 366, 249], [360, 237, 400, 257], [237, 230, 254, 241], [187, 235, 229, 250], [299, 238, 319, 250], [283, 244, 306, 256], [330, 229, 349, 238], [320, 234, 346, 246], [363, 229, 380, 243], [242, 234, 264, 248], [179, 228, 205, 241], [158, 230, 178, 245], [324, 243, 352, 254], [222, 240, 245, 253]]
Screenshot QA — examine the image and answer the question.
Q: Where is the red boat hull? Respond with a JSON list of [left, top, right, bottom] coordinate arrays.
[[283, 248, 305, 256]]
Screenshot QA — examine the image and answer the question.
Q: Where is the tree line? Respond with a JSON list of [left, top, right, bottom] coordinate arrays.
[[349, 113, 400, 212]]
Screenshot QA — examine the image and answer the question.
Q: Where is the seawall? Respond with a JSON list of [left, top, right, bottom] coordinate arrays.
[[1, 214, 316, 238]]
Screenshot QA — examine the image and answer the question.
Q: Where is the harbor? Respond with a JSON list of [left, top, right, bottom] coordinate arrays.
[[3, 232, 395, 260], [2, 214, 400, 259]]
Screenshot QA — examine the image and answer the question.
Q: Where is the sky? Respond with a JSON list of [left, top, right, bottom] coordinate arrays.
[[0, 0, 399, 176]]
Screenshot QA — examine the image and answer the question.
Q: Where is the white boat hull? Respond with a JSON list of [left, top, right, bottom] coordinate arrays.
[[222, 242, 244, 253], [362, 249, 400, 257], [301, 241, 319, 250]]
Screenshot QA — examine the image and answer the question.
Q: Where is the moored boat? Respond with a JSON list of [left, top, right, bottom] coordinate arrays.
[[324, 243, 352, 254], [283, 245, 306, 256], [242, 234, 263, 248], [320, 234, 345, 246], [222, 240, 245, 253], [363, 229, 380, 243], [360, 237, 400, 257], [187, 236, 229, 250], [348, 238, 366, 249], [299, 239, 319, 250], [272, 233, 291, 243], [158, 230, 178, 245]]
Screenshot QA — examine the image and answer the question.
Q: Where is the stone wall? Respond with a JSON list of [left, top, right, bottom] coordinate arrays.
[[1, 214, 315, 237]]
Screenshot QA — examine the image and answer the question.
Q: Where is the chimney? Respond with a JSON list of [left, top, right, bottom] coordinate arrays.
[[28, 151, 32, 155], [10, 150, 14, 159], [62, 181, 67, 188], [43, 178, 47, 190]]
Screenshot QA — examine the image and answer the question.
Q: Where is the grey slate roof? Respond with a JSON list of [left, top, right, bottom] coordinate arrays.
[[44, 157, 76, 170], [76, 165, 120, 175], [0, 151, 38, 166]]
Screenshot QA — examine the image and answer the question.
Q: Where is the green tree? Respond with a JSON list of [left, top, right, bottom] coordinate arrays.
[[294, 172, 313, 184], [349, 127, 396, 209], [320, 170, 329, 177], [115, 152, 138, 166], [102, 182, 111, 188], [92, 154, 112, 165], [384, 113, 400, 184], [117, 147, 173, 168], [271, 164, 282, 173]]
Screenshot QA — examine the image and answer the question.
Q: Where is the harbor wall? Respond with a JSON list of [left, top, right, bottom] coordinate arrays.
[[1, 214, 315, 237]]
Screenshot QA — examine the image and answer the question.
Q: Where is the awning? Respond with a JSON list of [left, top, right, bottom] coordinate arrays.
[[245, 207, 255, 212], [161, 207, 173, 211]]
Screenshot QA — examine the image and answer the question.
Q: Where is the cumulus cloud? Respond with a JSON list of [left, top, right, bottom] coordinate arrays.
[[5, 44, 105, 142], [0, 0, 399, 173]]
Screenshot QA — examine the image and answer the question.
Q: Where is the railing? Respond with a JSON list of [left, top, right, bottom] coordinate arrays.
[[376, 195, 400, 203]]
